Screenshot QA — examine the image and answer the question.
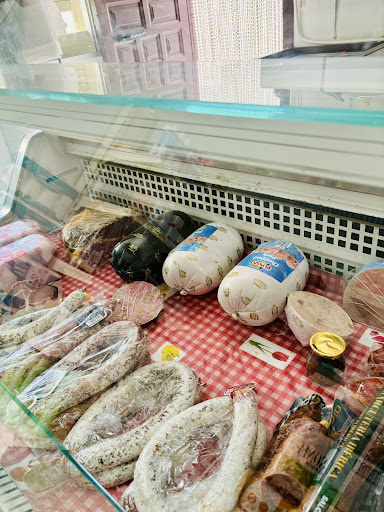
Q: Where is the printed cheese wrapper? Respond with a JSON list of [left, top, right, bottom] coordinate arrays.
[[218, 240, 309, 326], [162, 223, 244, 295]]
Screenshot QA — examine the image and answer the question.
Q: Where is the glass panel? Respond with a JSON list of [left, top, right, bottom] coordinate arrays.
[[0, 383, 124, 512], [0, 59, 383, 126]]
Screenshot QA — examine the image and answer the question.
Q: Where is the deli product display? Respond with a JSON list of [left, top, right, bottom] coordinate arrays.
[[62, 207, 144, 273], [286, 291, 354, 347], [0, 219, 43, 248], [218, 240, 309, 326], [111, 211, 196, 285], [162, 222, 244, 295], [343, 261, 384, 332]]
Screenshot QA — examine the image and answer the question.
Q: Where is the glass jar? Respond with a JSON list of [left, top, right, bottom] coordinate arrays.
[[306, 332, 346, 387]]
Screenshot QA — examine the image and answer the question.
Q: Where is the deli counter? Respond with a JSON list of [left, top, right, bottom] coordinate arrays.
[[0, 53, 383, 512]]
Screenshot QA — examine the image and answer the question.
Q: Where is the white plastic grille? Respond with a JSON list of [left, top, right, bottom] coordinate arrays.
[[0, 466, 33, 512], [82, 160, 384, 278]]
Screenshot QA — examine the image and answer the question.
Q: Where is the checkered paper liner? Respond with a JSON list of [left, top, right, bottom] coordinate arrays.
[[0, 242, 370, 512]]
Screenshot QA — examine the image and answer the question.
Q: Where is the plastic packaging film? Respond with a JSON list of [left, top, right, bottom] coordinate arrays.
[[111, 210, 196, 285], [60, 361, 201, 488], [218, 240, 309, 326], [343, 261, 384, 332], [125, 386, 266, 512], [4, 321, 150, 444], [162, 222, 244, 295], [108, 282, 163, 326], [62, 206, 145, 273], [0, 301, 108, 417]]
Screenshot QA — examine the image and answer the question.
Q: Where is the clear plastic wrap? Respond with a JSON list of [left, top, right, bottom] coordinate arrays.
[[0, 279, 62, 321], [125, 386, 266, 512], [62, 204, 145, 273], [0, 233, 61, 293], [108, 282, 163, 326], [235, 394, 331, 512], [4, 321, 150, 444], [343, 261, 384, 331], [0, 302, 107, 417], [0, 219, 44, 248], [297, 386, 384, 512], [59, 361, 201, 488], [0, 289, 88, 349]]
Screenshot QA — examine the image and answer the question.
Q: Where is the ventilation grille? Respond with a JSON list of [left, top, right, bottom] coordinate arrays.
[[82, 160, 384, 278]]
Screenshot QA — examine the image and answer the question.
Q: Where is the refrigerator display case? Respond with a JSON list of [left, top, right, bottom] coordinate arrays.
[[0, 56, 383, 512]]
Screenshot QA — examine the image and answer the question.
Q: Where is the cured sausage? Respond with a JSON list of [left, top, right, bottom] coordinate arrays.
[[218, 240, 309, 326], [285, 291, 354, 346], [133, 389, 264, 512], [109, 282, 163, 326], [162, 223, 244, 295], [6, 321, 149, 432], [65, 362, 200, 485], [0, 290, 87, 347]]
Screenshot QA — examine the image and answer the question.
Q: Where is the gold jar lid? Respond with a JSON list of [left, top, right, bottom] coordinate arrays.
[[310, 332, 346, 359]]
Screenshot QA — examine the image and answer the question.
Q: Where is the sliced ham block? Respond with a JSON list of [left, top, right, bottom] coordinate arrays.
[[285, 291, 354, 347]]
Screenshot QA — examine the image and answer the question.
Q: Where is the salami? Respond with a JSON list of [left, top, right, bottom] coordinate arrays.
[[133, 388, 265, 512], [285, 291, 354, 346], [343, 261, 384, 331], [65, 362, 200, 486], [218, 240, 309, 326], [109, 282, 163, 325], [162, 223, 244, 295]]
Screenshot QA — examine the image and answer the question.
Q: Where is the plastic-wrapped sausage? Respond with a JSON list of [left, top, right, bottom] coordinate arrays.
[[5, 321, 149, 436], [65, 362, 201, 487], [132, 387, 265, 512]]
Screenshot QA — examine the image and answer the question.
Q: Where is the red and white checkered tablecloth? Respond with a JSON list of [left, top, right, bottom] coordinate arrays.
[[1, 236, 371, 512]]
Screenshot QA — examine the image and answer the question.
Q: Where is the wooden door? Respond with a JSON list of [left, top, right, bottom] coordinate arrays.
[[92, 0, 194, 63]]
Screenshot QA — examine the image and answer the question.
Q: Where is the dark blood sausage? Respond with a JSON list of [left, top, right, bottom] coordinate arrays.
[[111, 211, 195, 286]]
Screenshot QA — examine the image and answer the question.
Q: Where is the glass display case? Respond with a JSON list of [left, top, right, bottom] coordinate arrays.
[[0, 4, 384, 512]]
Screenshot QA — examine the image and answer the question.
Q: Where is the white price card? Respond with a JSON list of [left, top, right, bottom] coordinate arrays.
[[240, 334, 296, 370], [152, 342, 186, 362]]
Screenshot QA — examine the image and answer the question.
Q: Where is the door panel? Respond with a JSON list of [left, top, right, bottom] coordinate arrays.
[[93, 0, 193, 63]]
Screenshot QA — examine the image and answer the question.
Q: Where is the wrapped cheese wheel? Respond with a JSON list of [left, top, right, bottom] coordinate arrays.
[[285, 291, 354, 347], [0, 219, 43, 249], [218, 240, 309, 326], [343, 261, 384, 331], [162, 223, 244, 295]]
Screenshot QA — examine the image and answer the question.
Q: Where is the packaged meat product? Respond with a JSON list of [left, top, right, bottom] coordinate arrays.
[[63, 362, 201, 488], [5, 321, 150, 441], [109, 282, 163, 325], [130, 387, 266, 512], [162, 223, 244, 295], [0, 219, 43, 248], [343, 261, 384, 331], [0, 280, 61, 321], [0, 304, 106, 414], [111, 211, 196, 285], [236, 395, 331, 512], [0, 289, 88, 348], [297, 386, 384, 512], [285, 291, 354, 347], [0, 234, 61, 293], [218, 240, 309, 326], [62, 206, 144, 273]]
